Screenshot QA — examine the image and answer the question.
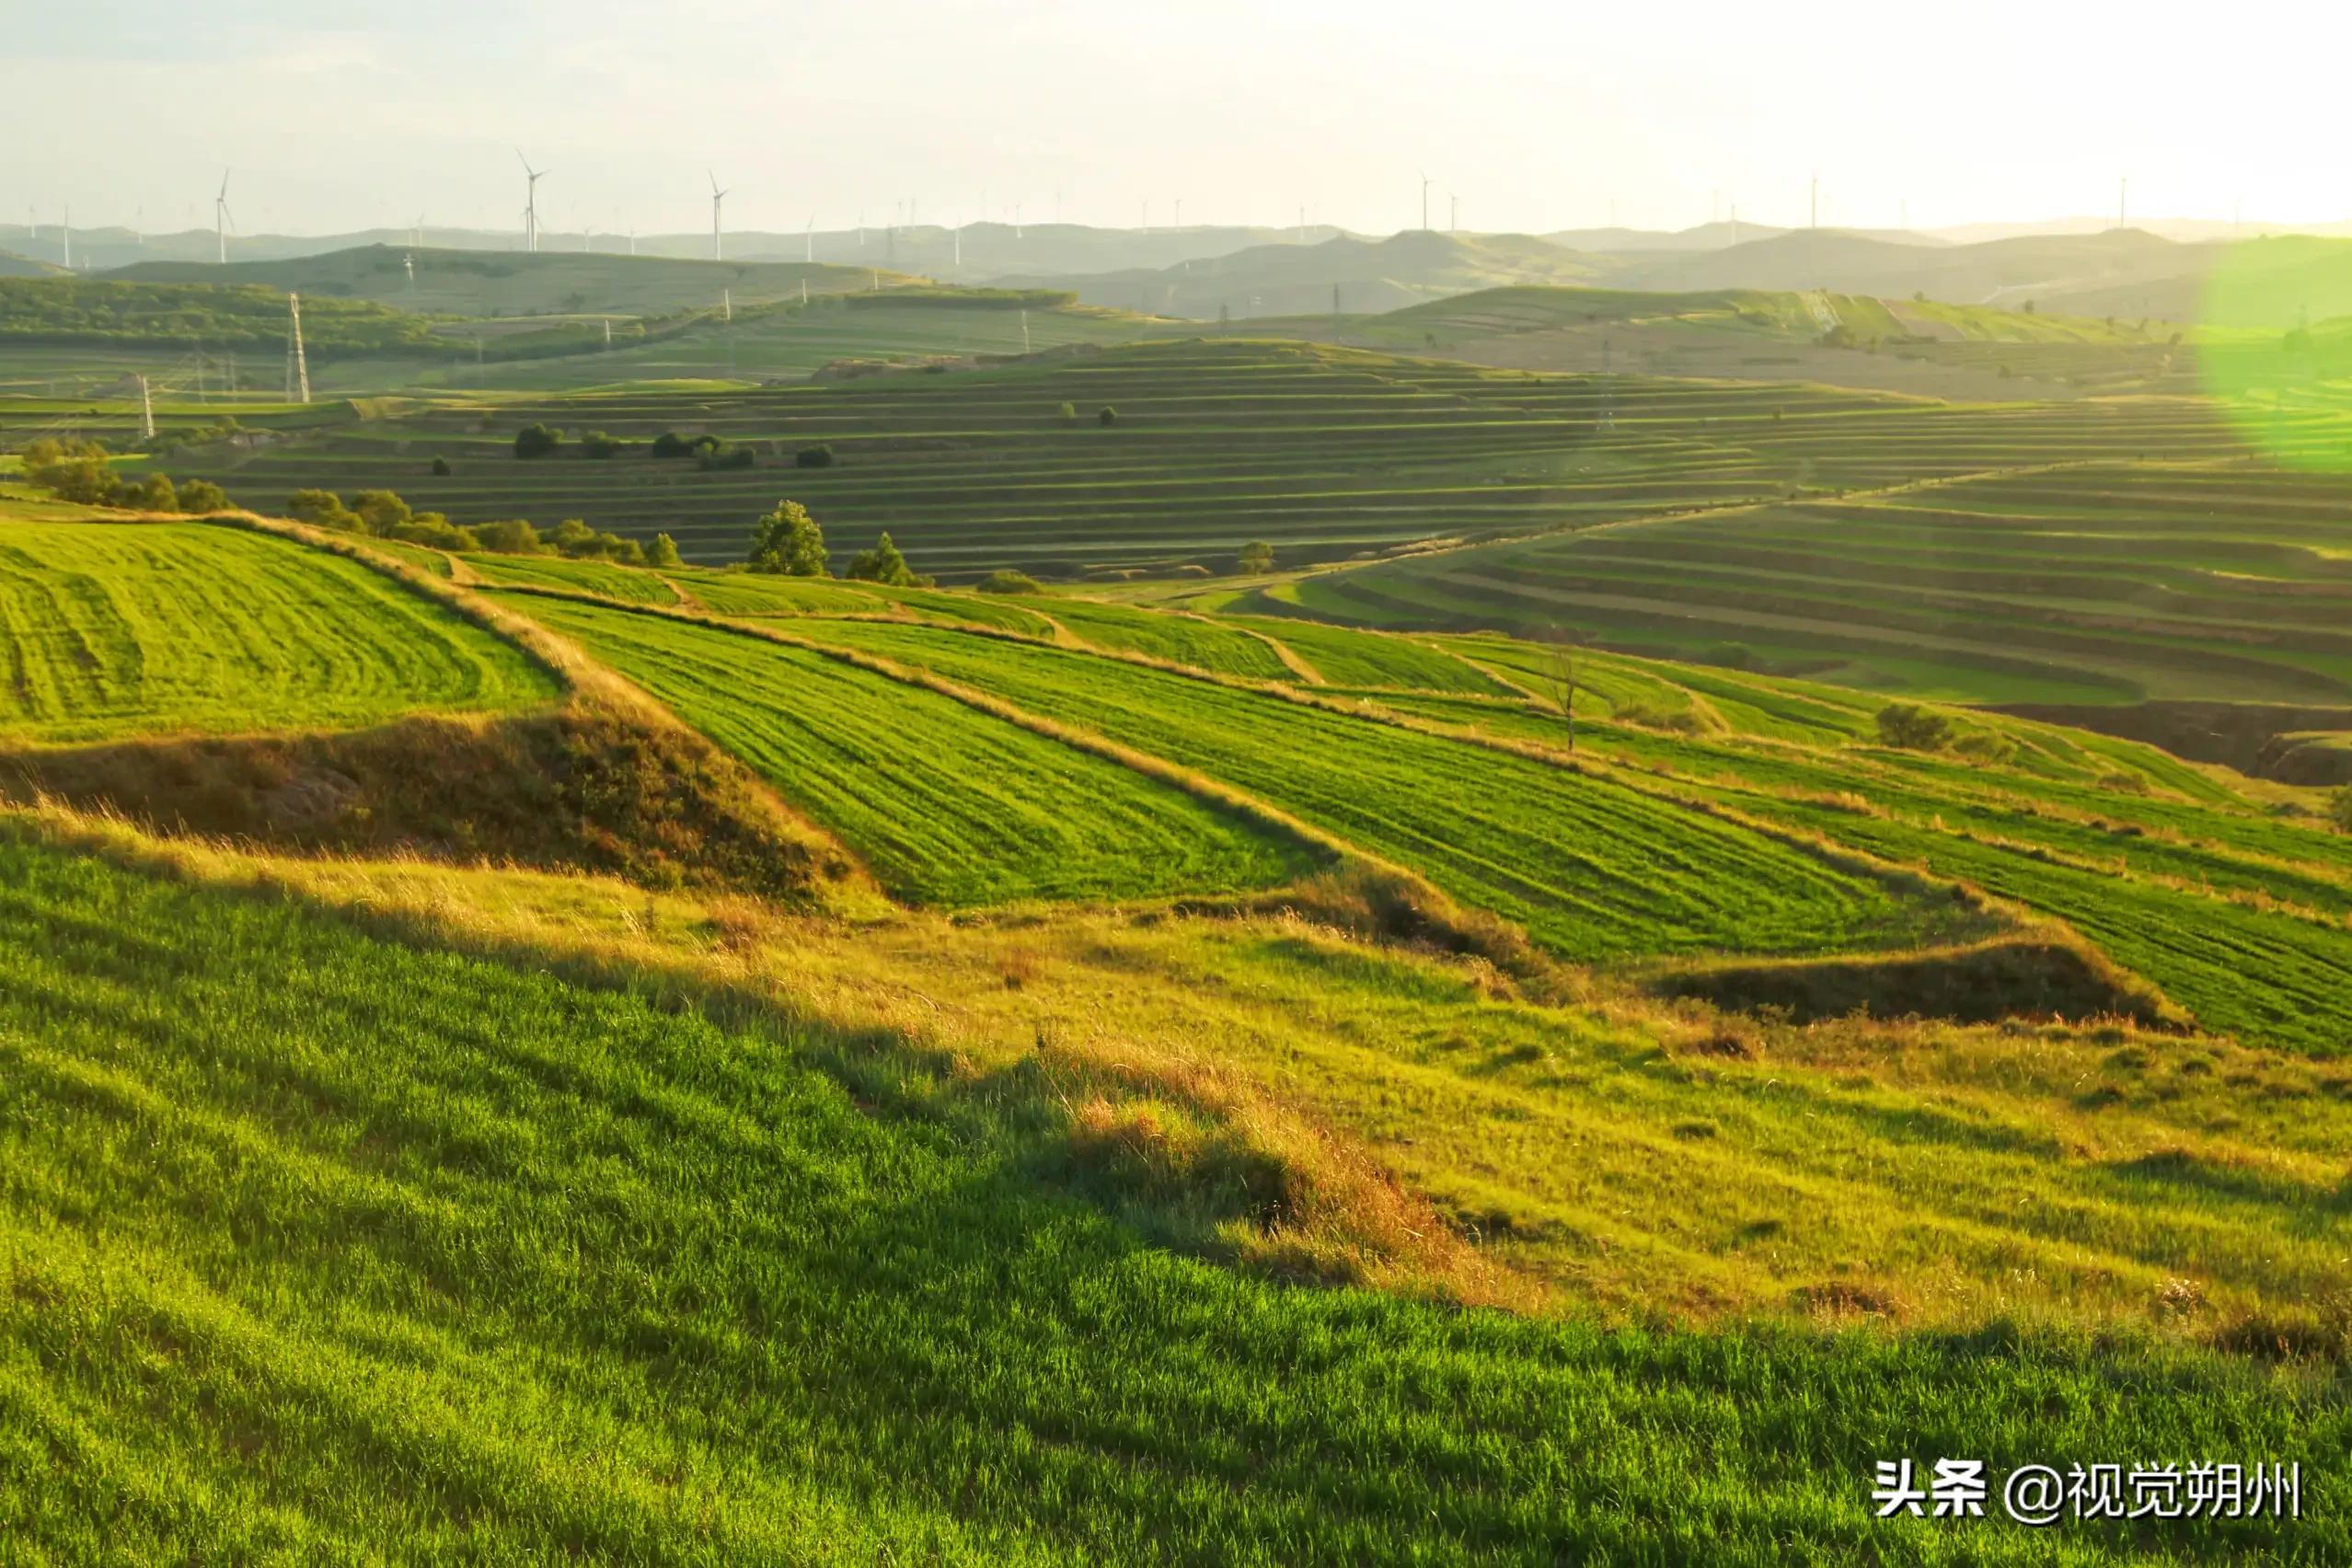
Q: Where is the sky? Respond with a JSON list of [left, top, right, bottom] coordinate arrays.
[[6, 0, 2348, 239]]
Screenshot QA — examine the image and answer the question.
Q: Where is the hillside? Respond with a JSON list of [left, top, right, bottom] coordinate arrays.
[[0, 248, 64, 279], [1007, 230, 1603, 318], [0, 495, 2346, 1559], [108, 245, 912, 319]]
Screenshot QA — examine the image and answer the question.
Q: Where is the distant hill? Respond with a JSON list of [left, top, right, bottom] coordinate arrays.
[[0, 249, 65, 279], [1543, 222, 1944, 253], [1004, 231, 1602, 318], [105, 246, 916, 319]]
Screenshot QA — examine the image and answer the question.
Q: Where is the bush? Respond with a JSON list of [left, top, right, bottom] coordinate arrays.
[[548, 517, 647, 564], [650, 431, 695, 458], [1237, 540, 1274, 574], [649, 533, 684, 570], [844, 530, 925, 587], [1876, 703, 1954, 751], [513, 422, 563, 459], [975, 569, 1042, 594], [31, 456, 123, 506], [472, 518, 544, 554], [430, 455, 452, 477], [582, 431, 628, 459], [2332, 785, 2352, 835], [747, 500, 827, 576], [699, 443, 756, 471], [386, 515, 482, 551], [122, 473, 179, 513], [286, 488, 363, 532], [176, 478, 231, 515], [1950, 729, 2017, 766], [351, 489, 412, 533], [1098, 406, 1119, 427], [1058, 401, 1078, 425], [794, 444, 836, 469]]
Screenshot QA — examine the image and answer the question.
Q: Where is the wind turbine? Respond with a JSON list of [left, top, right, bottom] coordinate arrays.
[[518, 150, 547, 253], [1420, 171, 1431, 231], [709, 171, 727, 260], [214, 171, 234, 264], [804, 213, 813, 263]]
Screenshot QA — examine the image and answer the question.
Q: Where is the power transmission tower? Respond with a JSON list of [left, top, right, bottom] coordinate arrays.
[[285, 293, 311, 404]]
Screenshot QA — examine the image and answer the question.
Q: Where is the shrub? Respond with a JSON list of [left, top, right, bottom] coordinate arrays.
[[472, 518, 544, 554], [2332, 785, 2352, 835], [699, 443, 756, 471], [547, 517, 647, 563], [386, 515, 482, 551], [121, 473, 179, 513], [351, 489, 412, 533], [176, 478, 231, 514], [747, 500, 827, 576], [582, 431, 628, 459], [794, 444, 836, 469], [844, 530, 924, 586], [975, 569, 1042, 594], [1058, 401, 1078, 424], [1876, 703, 1954, 751], [513, 422, 563, 459], [430, 455, 452, 477], [650, 431, 695, 458], [1098, 406, 1119, 426], [1237, 540, 1274, 574], [648, 533, 684, 570], [1950, 729, 2017, 766], [286, 488, 363, 531]]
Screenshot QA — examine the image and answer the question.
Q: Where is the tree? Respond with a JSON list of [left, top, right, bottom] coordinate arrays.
[[430, 455, 452, 477], [748, 500, 827, 576], [472, 518, 543, 554], [650, 431, 695, 458], [286, 488, 362, 531], [351, 489, 412, 533], [513, 422, 563, 459], [845, 530, 923, 586], [795, 443, 836, 469], [1876, 703, 1954, 751], [582, 431, 628, 459], [1236, 540, 1275, 574], [1058, 401, 1078, 424], [649, 533, 684, 569], [31, 457, 121, 506], [2332, 784, 2352, 835], [1539, 623, 1581, 754], [1098, 406, 1119, 427], [177, 478, 230, 514], [122, 473, 179, 513], [699, 443, 756, 471]]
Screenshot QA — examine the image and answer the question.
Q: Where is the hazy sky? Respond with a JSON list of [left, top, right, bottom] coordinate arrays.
[[7, 0, 2346, 238]]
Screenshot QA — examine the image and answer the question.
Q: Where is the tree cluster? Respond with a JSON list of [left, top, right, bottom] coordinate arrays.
[[745, 502, 932, 587], [20, 437, 229, 516]]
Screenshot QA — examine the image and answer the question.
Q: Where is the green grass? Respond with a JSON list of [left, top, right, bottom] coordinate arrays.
[[0, 516, 559, 744], [1295, 464, 2352, 707], [5, 824, 2342, 1562], [1231, 616, 1514, 693], [507, 596, 1318, 905], [774, 618, 1944, 961], [1022, 596, 1297, 679], [460, 552, 683, 604]]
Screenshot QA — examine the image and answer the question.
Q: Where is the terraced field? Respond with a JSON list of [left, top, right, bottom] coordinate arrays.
[[751, 617, 1942, 960], [1274, 463, 2352, 706], [511, 594, 1317, 905], [0, 515, 559, 743]]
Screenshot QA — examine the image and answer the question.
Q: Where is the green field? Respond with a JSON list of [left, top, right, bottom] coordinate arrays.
[[0, 516, 559, 743], [7, 825, 2342, 1562], [511, 594, 1318, 905], [1271, 462, 2352, 707]]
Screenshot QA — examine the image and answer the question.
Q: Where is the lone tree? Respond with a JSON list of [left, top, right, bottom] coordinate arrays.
[[845, 530, 924, 586], [1237, 540, 1275, 574], [1876, 703, 1954, 751], [2332, 783, 2352, 835], [513, 422, 562, 459], [1098, 406, 1119, 427], [648, 533, 684, 569], [795, 443, 836, 469], [748, 500, 828, 576], [1539, 622, 1581, 754]]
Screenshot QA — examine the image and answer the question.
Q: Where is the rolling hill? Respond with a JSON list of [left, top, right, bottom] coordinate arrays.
[[0, 492, 2347, 1560]]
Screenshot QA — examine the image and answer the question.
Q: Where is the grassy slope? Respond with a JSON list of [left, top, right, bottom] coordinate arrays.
[[513, 595, 1318, 905], [6, 824, 2342, 1562], [758, 617, 1941, 961], [0, 517, 559, 743]]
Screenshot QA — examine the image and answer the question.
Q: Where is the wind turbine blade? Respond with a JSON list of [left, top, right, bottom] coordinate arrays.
[[219, 170, 231, 201], [517, 148, 533, 175], [222, 204, 236, 235]]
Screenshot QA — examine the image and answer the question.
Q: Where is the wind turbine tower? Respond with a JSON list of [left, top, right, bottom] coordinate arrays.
[[1420, 171, 1431, 231], [517, 151, 547, 252], [214, 172, 232, 264], [804, 214, 813, 263], [60, 205, 70, 271], [2119, 176, 2128, 227], [1449, 192, 1458, 234], [709, 172, 728, 260]]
